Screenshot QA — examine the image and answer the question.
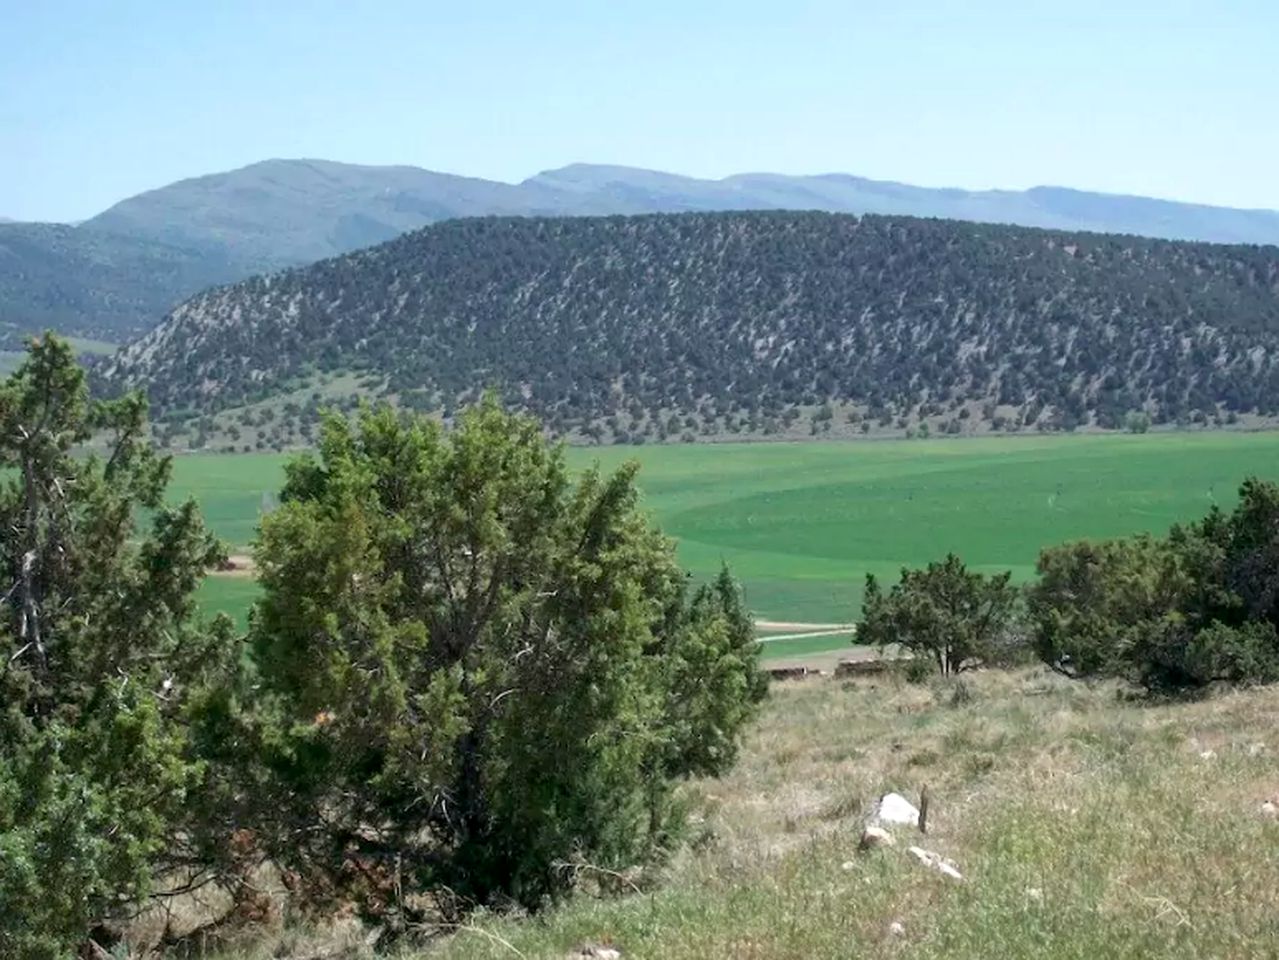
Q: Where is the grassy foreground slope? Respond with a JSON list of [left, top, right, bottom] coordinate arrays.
[[212, 668, 1279, 959], [179, 432, 1279, 633]]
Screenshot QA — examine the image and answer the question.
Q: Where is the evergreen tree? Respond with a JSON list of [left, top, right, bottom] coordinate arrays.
[[240, 399, 764, 933], [860, 554, 1019, 675], [0, 336, 235, 959]]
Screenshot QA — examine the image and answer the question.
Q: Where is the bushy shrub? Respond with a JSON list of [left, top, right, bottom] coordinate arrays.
[[0, 348, 765, 953], [1124, 409, 1152, 433], [860, 553, 1020, 676], [1030, 535, 1187, 680], [1029, 479, 1279, 693], [237, 400, 765, 931], [981, 617, 1037, 669], [898, 656, 934, 684]]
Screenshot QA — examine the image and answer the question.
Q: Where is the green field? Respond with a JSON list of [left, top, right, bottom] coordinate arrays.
[[176, 433, 1279, 650]]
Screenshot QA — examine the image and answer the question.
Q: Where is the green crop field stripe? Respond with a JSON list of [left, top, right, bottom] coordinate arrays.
[[172, 432, 1279, 655]]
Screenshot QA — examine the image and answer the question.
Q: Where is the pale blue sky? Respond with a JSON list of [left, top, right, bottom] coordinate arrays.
[[4, 0, 1277, 222]]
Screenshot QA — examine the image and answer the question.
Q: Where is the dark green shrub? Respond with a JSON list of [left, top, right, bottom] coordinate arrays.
[[860, 553, 1020, 676], [239, 399, 764, 929], [900, 657, 934, 684], [1029, 479, 1279, 693], [1144, 620, 1279, 691], [1029, 535, 1187, 680]]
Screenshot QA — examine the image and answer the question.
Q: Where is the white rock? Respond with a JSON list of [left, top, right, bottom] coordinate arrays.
[[841, 860, 855, 871], [1260, 800, 1278, 819], [859, 825, 896, 850], [1250, 743, 1267, 757], [907, 845, 964, 881], [888, 921, 906, 936], [572, 947, 621, 959], [874, 792, 921, 828]]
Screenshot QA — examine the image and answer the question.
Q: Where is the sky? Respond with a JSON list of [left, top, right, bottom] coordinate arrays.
[[4, 0, 1278, 222]]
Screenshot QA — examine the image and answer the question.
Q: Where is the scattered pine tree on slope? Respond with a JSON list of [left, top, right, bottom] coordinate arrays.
[[110, 211, 1279, 438]]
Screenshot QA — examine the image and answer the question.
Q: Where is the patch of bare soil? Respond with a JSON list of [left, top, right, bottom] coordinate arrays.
[[210, 554, 257, 577]]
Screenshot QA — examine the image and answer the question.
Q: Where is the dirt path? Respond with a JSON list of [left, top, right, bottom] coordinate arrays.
[[757, 627, 856, 643], [755, 620, 853, 632]]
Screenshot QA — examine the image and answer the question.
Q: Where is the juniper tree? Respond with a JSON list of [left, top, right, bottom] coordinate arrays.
[[860, 553, 1019, 675], [242, 399, 764, 931], [0, 336, 235, 959], [1031, 479, 1279, 692]]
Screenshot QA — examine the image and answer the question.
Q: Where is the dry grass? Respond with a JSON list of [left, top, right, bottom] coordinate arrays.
[[204, 668, 1279, 959]]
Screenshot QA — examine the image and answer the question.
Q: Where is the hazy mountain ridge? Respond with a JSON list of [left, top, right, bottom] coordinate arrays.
[[108, 210, 1279, 448], [0, 222, 240, 343], [6, 159, 1279, 344]]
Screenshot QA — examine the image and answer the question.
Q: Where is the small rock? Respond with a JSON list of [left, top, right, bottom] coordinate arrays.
[[1250, 743, 1267, 757], [1260, 800, 1278, 819], [907, 845, 964, 881], [859, 825, 896, 850], [874, 792, 922, 828], [888, 920, 906, 937], [841, 860, 855, 871]]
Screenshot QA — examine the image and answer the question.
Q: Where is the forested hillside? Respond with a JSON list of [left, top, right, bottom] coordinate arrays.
[[0, 222, 239, 345], [9, 159, 1279, 343], [109, 211, 1279, 448]]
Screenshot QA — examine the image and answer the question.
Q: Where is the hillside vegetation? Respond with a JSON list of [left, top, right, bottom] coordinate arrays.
[[0, 222, 240, 344], [421, 669, 1279, 959], [8, 158, 1279, 341], [110, 211, 1279, 445]]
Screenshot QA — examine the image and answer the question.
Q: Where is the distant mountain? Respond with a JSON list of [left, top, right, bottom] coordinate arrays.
[[108, 211, 1279, 450], [8, 159, 1279, 343], [85, 160, 1279, 257], [525, 165, 1279, 246], [82, 159, 549, 270]]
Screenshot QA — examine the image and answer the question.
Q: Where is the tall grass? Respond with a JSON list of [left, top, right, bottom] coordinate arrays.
[[200, 668, 1279, 958]]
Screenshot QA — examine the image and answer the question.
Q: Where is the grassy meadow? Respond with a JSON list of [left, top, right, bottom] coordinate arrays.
[[426, 669, 1279, 959], [178, 432, 1279, 652], [202, 667, 1279, 960]]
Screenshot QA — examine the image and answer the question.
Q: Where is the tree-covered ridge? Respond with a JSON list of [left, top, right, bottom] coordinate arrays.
[[112, 211, 1279, 442], [12, 159, 1279, 344], [0, 222, 240, 345]]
